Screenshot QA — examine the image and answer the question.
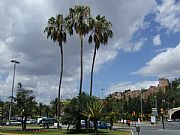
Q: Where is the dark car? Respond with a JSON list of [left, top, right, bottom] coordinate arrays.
[[39, 118, 61, 129], [97, 121, 110, 129]]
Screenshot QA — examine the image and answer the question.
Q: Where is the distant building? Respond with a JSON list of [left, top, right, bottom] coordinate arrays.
[[158, 78, 170, 93], [111, 78, 170, 100]]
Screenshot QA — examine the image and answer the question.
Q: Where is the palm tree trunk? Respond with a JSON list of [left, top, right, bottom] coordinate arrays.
[[90, 45, 97, 96], [57, 43, 63, 129], [77, 37, 83, 133], [79, 36, 83, 96]]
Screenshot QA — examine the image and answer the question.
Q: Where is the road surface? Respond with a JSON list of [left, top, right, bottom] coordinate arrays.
[[132, 121, 180, 135]]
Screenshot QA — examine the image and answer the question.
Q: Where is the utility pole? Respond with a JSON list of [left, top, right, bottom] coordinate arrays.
[[101, 88, 105, 99]]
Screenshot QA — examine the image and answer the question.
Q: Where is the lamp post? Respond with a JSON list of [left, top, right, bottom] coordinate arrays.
[[100, 88, 105, 99], [161, 99, 165, 129], [140, 89, 143, 122], [9, 60, 20, 120], [154, 95, 157, 109]]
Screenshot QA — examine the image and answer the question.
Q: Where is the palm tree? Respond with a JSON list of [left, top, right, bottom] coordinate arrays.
[[88, 15, 113, 96], [66, 5, 92, 96], [82, 99, 104, 134], [44, 14, 67, 129]]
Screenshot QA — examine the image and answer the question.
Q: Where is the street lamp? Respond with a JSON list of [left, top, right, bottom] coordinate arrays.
[[9, 60, 20, 120], [140, 89, 143, 122], [161, 99, 165, 129], [154, 95, 157, 109], [100, 88, 105, 99]]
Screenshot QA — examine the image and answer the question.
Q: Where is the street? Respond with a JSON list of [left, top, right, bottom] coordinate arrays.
[[132, 121, 180, 135]]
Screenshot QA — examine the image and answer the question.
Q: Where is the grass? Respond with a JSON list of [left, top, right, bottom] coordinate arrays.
[[1, 126, 131, 135]]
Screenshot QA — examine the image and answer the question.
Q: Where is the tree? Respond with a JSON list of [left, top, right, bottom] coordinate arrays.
[[44, 14, 67, 128], [61, 92, 95, 133], [82, 99, 104, 135], [66, 5, 92, 96], [103, 95, 115, 129], [38, 102, 43, 117], [50, 98, 58, 117], [88, 15, 113, 96], [15, 83, 36, 131]]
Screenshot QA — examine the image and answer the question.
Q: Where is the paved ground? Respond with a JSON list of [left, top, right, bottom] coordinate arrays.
[[131, 121, 180, 135]]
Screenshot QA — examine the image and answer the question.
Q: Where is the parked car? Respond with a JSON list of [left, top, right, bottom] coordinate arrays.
[[54, 122, 62, 129], [37, 117, 47, 124], [81, 120, 93, 128], [173, 119, 180, 122], [167, 119, 173, 122], [6, 120, 21, 126], [39, 118, 61, 129], [26, 119, 37, 124], [97, 121, 110, 129]]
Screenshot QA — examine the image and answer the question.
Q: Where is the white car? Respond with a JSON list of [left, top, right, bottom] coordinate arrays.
[[167, 119, 173, 122], [54, 122, 62, 129], [26, 119, 37, 124], [6, 120, 21, 126]]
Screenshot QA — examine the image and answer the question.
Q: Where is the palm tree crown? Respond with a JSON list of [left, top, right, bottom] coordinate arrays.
[[88, 15, 113, 48], [44, 14, 67, 46], [66, 5, 91, 38]]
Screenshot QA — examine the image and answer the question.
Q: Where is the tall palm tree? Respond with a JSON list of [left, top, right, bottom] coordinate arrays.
[[44, 14, 67, 129], [88, 15, 113, 96], [66, 5, 92, 96]]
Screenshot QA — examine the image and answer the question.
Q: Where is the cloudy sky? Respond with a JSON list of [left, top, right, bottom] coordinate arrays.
[[0, 0, 179, 104]]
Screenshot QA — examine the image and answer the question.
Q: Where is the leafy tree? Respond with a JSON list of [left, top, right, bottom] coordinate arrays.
[[50, 98, 58, 117], [61, 99, 78, 133], [88, 15, 113, 96], [44, 14, 67, 128], [103, 95, 116, 129], [66, 5, 92, 96], [38, 102, 43, 117], [14, 83, 36, 131]]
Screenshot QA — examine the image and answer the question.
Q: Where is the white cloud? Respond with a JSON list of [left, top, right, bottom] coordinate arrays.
[[133, 43, 180, 77], [155, 0, 180, 32], [153, 34, 161, 46], [0, 0, 156, 103], [155, 48, 168, 53], [124, 38, 147, 52], [107, 81, 159, 95]]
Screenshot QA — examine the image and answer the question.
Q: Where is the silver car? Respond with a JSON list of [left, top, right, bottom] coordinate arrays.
[[6, 120, 21, 126]]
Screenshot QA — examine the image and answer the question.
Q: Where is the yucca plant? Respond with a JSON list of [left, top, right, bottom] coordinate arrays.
[[82, 99, 104, 134]]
